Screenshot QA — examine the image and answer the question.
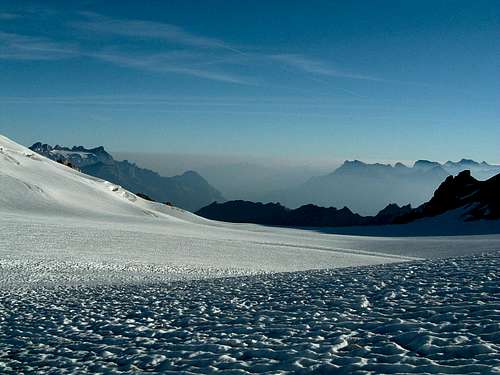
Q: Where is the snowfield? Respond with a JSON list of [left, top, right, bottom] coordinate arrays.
[[1, 252, 499, 374], [1, 134, 500, 373]]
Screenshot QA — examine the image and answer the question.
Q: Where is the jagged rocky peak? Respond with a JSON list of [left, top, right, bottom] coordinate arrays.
[[342, 160, 391, 168], [442, 159, 500, 180], [30, 142, 53, 153], [413, 159, 442, 170], [333, 160, 393, 175], [330, 158, 498, 180], [180, 170, 203, 179], [369, 203, 413, 225], [396, 169, 500, 223], [433, 170, 476, 198], [338, 206, 354, 214], [334, 160, 365, 172], [30, 142, 113, 167], [444, 159, 481, 167], [377, 203, 412, 216], [459, 158, 479, 165], [343, 160, 366, 166]]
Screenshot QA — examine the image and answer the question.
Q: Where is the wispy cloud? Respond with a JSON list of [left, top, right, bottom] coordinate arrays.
[[0, 11, 387, 87], [89, 50, 254, 84], [270, 54, 384, 82], [0, 30, 251, 84], [73, 12, 244, 54], [0, 32, 78, 60]]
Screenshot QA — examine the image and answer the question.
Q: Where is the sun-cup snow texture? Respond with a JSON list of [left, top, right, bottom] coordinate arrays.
[[1, 252, 499, 374]]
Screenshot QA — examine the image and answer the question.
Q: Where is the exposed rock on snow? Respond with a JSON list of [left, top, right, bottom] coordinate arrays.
[[397, 170, 500, 223]]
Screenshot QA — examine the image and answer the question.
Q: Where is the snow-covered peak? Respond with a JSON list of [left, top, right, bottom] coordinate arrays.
[[30, 142, 114, 168]]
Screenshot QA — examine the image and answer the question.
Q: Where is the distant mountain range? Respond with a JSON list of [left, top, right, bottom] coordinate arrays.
[[263, 159, 500, 215], [30, 142, 224, 212], [196, 170, 499, 227], [29, 142, 500, 216]]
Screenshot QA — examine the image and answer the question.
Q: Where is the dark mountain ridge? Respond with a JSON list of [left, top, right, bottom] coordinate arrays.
[[197, 200, 370, 227], [197, 170, 499, 228]]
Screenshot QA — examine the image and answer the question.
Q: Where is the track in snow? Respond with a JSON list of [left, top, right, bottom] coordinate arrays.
[[1, 252, 498, 374]]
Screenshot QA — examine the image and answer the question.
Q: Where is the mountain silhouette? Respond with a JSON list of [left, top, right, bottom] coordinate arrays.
[[265, 160, 448, 215], [196, 200, 369, 227], [197, 170, 499, 228], [263, 159, 500, 215]]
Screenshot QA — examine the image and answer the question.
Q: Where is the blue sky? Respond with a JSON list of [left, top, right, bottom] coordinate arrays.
[[0, 0, 498, 163]]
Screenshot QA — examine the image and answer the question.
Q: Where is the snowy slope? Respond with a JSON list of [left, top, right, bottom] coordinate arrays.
[[1, 133, 499, 286], [0, 135, 204, 222]]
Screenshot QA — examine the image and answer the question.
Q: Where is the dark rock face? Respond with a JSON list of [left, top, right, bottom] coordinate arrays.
[[396, 170, 500, 223], [30, 143, 224, 212], [136, 193, 154, 202], [289, 204, 367, 227], [197, 201, 290, 225]]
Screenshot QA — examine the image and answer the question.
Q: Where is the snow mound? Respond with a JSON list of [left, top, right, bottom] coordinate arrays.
[[0, 252, 498, 373]]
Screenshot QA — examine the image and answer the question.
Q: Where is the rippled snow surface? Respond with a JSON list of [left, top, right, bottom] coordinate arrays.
[[1, 252, 498, 374]]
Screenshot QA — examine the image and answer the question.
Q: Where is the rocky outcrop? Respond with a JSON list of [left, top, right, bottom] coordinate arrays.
[[396, 170, 500, 223]]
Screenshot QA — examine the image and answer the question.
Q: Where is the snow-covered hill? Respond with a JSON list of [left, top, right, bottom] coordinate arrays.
[[1, 135, 207, 222]]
